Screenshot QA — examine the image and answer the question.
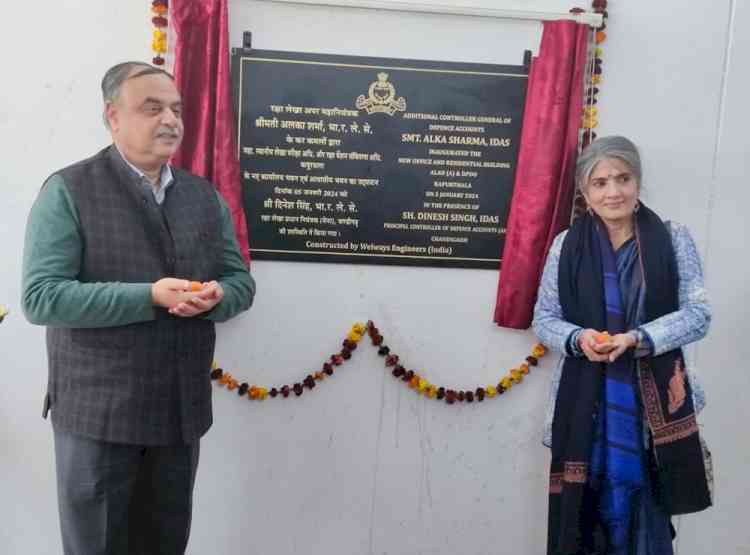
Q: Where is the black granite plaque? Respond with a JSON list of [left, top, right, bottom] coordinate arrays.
[[232, 48, 528, 269]]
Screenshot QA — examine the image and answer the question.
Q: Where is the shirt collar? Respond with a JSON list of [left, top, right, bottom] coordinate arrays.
[[114, 145, 175, 204]]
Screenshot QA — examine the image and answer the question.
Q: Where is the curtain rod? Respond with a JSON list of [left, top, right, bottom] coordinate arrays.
[[260, 0, 603, 27]]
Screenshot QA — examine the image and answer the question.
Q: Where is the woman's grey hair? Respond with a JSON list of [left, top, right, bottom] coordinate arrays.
[[575, 136, 642, 192], [101, 61, 175, 129]]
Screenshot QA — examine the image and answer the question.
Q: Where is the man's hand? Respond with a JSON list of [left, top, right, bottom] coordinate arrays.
[[151, 278, 201, 309], [168, 280, 224, 318]]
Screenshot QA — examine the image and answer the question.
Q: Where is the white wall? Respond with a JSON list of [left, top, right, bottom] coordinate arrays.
[[1, 1, 747, 554]]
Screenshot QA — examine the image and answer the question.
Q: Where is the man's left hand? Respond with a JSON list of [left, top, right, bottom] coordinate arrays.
[[169, 281, 224, 317]]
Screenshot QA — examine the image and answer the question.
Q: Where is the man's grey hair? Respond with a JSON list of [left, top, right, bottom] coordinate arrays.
[[575, 136, 642, 192], [101, 61, 175, 129]]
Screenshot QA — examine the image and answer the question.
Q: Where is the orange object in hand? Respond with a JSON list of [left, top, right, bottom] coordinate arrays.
[[189, 281, 203, 292], [594, 331, 611, 344]]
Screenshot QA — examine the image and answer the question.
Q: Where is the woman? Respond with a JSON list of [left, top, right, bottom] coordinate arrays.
[[533, 136, 712, 555]]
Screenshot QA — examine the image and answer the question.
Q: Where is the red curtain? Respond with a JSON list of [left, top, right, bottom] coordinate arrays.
[[170, 0, 251, 266], [493, 20, 589, 329]]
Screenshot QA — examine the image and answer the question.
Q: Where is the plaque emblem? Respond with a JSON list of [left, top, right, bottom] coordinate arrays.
[[356, 72, 407, 116]]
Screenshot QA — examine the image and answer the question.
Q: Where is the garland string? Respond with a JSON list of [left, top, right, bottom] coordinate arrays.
[[150, 1, 168, 66], [571, 0, 610, 220], [210, 321, 548, 405]]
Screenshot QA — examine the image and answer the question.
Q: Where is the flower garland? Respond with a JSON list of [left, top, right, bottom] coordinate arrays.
[[581, 0, 609, 148], [571, 0, 610, 219], [210, 321, 548, 405], [150, 1, 168, 66]]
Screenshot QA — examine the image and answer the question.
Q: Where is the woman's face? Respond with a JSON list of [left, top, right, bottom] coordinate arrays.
[[582, 157, 640, 226]]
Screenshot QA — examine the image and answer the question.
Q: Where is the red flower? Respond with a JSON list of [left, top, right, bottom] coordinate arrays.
[[281, 385, 290, 398], [293, 383, 304, 396], [152, 16, 168, 27], [152, 56, 165, 66], [385, 354, 399, 367]]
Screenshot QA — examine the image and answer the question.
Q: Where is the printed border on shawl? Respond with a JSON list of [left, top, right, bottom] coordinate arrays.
[[638, 361, 666, 428], [639, 361, 699, 445], [652, 414, 699, 446], [563, 462, 588, 483]]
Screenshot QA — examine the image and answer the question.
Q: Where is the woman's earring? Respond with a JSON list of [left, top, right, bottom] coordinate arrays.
[[634, 201, 640, 213], [586, 205, 593, 215]]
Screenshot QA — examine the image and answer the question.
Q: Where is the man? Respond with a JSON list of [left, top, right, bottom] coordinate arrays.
[[22, 61, 255, 554]]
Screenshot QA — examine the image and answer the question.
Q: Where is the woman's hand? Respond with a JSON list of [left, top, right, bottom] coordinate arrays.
[[578, 329, 637, 363], [600, 332, 637, 363], [577, 328, 614, 362]]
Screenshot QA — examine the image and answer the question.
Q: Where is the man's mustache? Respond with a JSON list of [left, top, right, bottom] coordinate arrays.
[[156, 128, 181, 138]]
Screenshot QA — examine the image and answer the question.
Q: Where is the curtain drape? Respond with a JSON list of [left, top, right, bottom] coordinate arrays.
[[170, 0, 251, 265], [493, 20, 589, 329]]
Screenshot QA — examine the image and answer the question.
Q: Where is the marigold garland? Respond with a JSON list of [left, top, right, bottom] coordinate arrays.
[[571, 0, 610, 219], [150, 0, 168, 66], [210, 321, 548, 406]]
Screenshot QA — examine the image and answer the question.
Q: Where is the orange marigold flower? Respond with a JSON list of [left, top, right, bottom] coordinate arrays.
[[189, 281, 202, 292], [595, 332, 611, 344], [151, 5, 168, 15], [532, 344, 547, 358]]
